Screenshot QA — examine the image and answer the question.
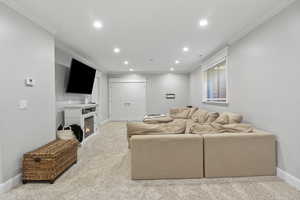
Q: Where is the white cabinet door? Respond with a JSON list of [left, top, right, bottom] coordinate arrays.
[[110, 82, 146, 121]]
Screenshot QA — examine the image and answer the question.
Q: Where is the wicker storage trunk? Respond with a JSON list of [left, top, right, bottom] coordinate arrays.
[[23, 139, 79, 184]]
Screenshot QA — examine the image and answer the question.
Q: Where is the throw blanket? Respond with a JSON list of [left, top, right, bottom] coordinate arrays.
[[143, 116, 174, 124], [191, 122, 253, 135], [127, 119, 186, 138]]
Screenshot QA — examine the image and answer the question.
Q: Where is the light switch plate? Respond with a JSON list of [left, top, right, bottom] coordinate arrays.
[[19, 100, 28, 110]]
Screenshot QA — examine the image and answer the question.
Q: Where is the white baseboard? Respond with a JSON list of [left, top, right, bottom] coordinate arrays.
[[99, 119, 110, 126], [0, 119, 110, 194], [0, 173, 22, 194], [277, 168, 300, 191]]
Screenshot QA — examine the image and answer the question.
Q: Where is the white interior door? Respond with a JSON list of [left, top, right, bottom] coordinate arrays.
[[110, 82, 146, 121]]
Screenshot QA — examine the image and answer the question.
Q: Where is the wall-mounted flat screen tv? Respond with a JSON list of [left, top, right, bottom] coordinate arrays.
[[66, 59, 96, 94]]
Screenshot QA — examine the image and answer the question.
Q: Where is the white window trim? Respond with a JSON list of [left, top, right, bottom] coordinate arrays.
[[202, 47, 229, 105]]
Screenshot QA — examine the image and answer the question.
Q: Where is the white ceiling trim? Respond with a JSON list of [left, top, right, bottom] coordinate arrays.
[[201, 47, 228, 71], [0, 0, 107, 72], [228, 0, 296, 45], [55, 40, 108, 72], [1, 0, 57, 35], [197, 0, 296, 73], [1, 0, 296, 74]]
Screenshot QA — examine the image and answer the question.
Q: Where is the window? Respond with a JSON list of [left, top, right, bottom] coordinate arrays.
[[202, 48, 228, 104]]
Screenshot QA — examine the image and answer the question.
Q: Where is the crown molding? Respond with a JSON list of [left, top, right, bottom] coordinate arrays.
[[228, 0, 296, 45], [192, 0, 296, 74], [55, 40, 108, 72], [1, 0, 56, 35], [2, 0, 296, 74], [1, 0, 107, 72]]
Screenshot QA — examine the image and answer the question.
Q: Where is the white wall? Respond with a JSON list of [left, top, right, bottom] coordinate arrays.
[[0, 3, 56, 183], [98, 73, 109, 122], [0, 140, 3, 183], [146, 73, 190, 114], [109, 73, 190, 115], [190, 1, 300, 179]]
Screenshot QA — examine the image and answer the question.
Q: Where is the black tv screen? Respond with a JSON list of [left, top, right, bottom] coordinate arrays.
[[66, 59, 96, 94]]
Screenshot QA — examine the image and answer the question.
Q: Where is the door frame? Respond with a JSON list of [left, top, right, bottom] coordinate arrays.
[[109, 78, 147, 121]]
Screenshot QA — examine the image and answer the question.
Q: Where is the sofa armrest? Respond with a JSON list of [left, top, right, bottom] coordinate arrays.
[[130, 134, 203, 179], [204, 131, 276, 177]]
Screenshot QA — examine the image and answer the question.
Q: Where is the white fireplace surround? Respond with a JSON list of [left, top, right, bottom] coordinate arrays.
[[64, 104, 98, 143]]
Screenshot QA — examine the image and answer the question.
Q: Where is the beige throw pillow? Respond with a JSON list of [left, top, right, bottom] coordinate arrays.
[[223, 112, 243, 124], [206, 112, 219, 123], [215, 112, 243, 124], [215, 113, 229, 125], [187, 107, 198, 119], [170, 108, 190, 119], [191, 109, 209, 123]]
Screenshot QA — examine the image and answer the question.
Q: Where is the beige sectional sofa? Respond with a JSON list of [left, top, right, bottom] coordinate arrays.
[[128, 107, 276, 180]]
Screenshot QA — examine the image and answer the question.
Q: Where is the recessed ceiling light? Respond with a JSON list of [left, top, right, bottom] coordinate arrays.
[[124, 61, 129, 65], [114, 48, 120, 53], [182, 47, 189, 52], [129, 68, 134, 72], [93, 21, 103, 29], [175, 60, 180, 64], [199, 19, 208, 27], [170, 67, 175, 71]]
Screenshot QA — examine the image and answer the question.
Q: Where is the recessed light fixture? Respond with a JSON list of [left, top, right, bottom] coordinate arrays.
[[124, 61, 129, 65], [129, 68, 134, 72], [114, 48, 120, 53], [199, 19, 208, 27], [170, 67, 175, 71], [182, 47, 189, 52], [175, 60, 180, 64], [93, 21, 103, 29]]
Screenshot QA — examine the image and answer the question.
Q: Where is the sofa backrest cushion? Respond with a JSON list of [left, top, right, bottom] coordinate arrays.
[[191, 109, 209, 123], [206, 112, 220, 123], [187, 107, 198, 119], [185, 119, 195, 134], [215, 113, 229, 124], [225, 112, 243, 123], [169, 108, 190, 119], [215, 112, 243, 124]]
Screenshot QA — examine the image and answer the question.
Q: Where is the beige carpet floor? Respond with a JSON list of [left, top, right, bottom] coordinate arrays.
[[1, 122, 300, 200]]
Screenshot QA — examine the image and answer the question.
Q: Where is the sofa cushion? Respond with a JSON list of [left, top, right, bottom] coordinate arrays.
[[216, 112, 243, 124], [187, 107, 198, 119], [185, 119, 195, 134], [215, 114, 229, 125], [170, 108, 190, 119], [191, 109, 220, 124], [143, 116, 173, 124], [127, 119, 186, 138], [224, 112, 243, 124], [191, 122, 253, 135], [191, 109, 209, 123], [206, 112, 219, 123]]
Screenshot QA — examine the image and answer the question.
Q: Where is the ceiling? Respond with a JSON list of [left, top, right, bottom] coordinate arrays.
[[2, 0, 293, 73]]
